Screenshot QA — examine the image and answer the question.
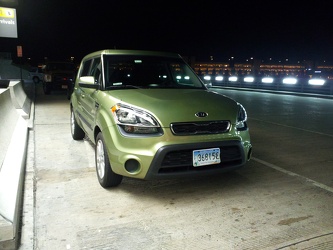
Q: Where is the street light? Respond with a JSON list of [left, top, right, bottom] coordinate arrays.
[[262, 77, 274, 83], [283, 77, 297, 84]]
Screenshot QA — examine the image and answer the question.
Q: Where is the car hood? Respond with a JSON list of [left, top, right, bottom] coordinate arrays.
[[105, 89, 239, 126]]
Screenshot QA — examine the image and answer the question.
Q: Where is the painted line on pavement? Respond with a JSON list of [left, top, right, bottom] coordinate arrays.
[[250, 118, 333, 138], [252, 157, 333, 194]]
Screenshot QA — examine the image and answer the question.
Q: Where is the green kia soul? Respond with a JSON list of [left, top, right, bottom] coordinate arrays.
[[70, 50, 252, 188]]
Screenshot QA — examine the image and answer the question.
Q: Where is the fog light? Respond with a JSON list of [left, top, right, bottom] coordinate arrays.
[[125, 159, 140, 173]]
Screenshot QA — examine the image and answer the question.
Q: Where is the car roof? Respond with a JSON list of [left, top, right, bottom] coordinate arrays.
[[82, 49, 181, 60]]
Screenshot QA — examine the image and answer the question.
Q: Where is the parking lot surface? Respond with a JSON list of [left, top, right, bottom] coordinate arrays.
[[19, 84, 333, 249]]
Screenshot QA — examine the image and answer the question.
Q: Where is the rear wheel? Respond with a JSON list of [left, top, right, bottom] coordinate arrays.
[[67, 88, 71, 100], [70, 108, 85, 140], [95, 132, 123, 188], [43, 83, 51, 94]]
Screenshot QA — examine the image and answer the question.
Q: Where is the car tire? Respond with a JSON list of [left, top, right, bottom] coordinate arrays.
[[70, 108, 85, 140], [43, 83, 51, 95], [95, 132, 123, 188], [67, 83, 73, 100], [33, 76, 39, 84], [67, 88, 71, 100]]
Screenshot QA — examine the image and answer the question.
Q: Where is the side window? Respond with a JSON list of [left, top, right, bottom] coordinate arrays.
[[90, 58, 101, 83], [81, 60, 92, 77]]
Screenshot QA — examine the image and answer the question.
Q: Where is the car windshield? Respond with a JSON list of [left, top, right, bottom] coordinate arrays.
[[103, 55, 205, 90]]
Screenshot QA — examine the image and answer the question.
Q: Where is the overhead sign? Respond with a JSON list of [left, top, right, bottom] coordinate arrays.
[[0, 6, 17, 38]]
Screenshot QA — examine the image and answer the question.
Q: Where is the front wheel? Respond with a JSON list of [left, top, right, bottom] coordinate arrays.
[[95, 132, 123, 188], [33, 76, 39, 84]]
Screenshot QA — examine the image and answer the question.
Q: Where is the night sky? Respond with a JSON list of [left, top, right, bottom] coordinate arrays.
[[1, 0, 333, 64]]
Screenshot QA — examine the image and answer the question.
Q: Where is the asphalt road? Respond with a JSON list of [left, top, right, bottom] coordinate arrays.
[[19, 84, 333, 250]]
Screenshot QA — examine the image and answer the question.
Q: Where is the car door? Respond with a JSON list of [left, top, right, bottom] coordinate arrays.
[[77, 58, 101, 137]]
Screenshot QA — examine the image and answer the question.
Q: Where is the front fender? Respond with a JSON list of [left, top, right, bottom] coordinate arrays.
[[94, 105, 117, 140]]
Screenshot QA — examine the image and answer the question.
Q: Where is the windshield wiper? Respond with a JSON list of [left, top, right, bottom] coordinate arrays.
[[106, 84, 141, 90]]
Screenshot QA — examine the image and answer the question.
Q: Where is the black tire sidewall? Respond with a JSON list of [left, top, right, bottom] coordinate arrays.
[[95, 133, 123, 188], [71, 109, 85, 140]]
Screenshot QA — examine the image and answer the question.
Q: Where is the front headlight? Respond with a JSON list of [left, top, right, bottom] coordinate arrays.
[[236, 104, 248, 131], [111, 104, 161, 134]]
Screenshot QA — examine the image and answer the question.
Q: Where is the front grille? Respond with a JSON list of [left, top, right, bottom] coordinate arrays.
[[170, 121, 230, 135], [159, 145, 242, 173]]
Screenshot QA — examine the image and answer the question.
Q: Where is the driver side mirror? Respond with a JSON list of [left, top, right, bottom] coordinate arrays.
[[78, 76, 99, 89]]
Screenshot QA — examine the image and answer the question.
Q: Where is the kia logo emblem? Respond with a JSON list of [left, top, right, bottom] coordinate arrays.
[[195, 112, 208, 118]]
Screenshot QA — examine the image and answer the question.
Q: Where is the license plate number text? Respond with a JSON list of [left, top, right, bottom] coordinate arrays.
[[193, 148, 220, 167]]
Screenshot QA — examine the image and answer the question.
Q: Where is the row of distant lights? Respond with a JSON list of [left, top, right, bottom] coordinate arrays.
[[204, 76, 326, 86]]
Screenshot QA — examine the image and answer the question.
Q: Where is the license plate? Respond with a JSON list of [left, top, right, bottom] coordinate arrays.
[[193, 148, 220, 167], [62, 85, 68, 89]]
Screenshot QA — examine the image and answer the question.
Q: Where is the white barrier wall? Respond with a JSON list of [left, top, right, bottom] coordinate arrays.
[[0, 89, 20, 165], [0, 87, 29, 249], [9, 81, 32, 119]]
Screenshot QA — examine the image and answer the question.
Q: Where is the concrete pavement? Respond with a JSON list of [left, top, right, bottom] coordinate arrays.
[[17, 84, 333, 249]]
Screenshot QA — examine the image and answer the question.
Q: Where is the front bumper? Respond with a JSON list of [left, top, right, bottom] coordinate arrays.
[[104, 125, 252, 180], [145, 140, 250, 180]]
